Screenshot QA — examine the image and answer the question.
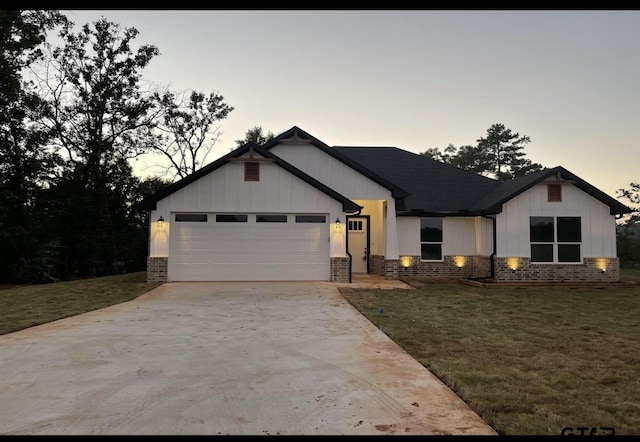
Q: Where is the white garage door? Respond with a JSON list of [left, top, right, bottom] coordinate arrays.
[[168, 213, 330, 281]]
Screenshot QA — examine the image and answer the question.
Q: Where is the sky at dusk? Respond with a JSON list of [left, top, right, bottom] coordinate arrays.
[[61, 9, 640, 200]]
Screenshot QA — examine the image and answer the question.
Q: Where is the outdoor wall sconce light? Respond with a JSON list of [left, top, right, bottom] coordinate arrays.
[[512, 268, 516, 274], [157, 216, 165, 229], [334, 217, 342, 230], [601, 268, 606, 274]]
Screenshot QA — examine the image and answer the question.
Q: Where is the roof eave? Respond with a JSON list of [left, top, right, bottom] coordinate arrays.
[[396, 210, 471, 217], [263, 126, 410, 199], [470, 166, 632, 216], [133, 142, 259, 211], [253, 146, 363, 214]]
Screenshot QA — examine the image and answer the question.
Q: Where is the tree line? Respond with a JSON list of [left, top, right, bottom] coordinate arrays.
[[0, 11, 237, 283], [1, 11, 638, 285], [420, 123, 543, 181]]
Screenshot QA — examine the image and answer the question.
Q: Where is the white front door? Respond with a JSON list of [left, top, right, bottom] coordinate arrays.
[[347, 217, 369, 273]]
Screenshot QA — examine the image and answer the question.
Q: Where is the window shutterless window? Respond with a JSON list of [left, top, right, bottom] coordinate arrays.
[[420, 218, 443, 261], [175, 214, 208, 222], [557, 217, 581, 262], [348, 220, 363, 231], [216, 214, 248, 222], [295, 215, 326, 223], [530, 216, 581, 263], [256, 214, 287, 223]]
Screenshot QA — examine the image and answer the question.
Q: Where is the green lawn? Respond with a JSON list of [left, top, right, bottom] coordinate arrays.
[[338, 269, 640, 436], [621, 266, 640, 283], [1, 270, 638, 435], [0, 272, 161, 335]]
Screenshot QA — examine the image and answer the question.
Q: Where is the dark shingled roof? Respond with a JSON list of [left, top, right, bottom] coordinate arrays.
[[333, 146, 501, 214], [335, 146, 631, 216], [136, 126, 632, 217], [334, 146, 631, 216]]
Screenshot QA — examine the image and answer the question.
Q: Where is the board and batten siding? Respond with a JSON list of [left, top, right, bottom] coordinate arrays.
[[397, 217, 479, 256], [154, 160, 344, 215], [475, 216, 494, 256], [149, 160, 345, 257], [495, 182, 617, 258], [273, 142, 401, 258], [271, 142, 394, 201]]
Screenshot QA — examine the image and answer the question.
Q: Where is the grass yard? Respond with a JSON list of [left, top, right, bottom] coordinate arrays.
[[338, 272, 640, 436], [1, 269, 638, 435], [621, 266, 640, 283], [0, 272, 161, 335]]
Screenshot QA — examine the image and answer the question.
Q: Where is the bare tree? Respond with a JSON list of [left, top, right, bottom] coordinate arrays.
[[29, 17, 160, 277], [149, 89, 234, 180]]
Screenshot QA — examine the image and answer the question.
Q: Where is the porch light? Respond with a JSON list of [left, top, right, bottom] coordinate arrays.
[[601, 268, 606, 274], [334, 217, 342, 230], [157, 216, 165, 229]]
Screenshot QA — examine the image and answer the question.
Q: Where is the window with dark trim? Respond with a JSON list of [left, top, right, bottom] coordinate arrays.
[[420, 218, 443, 261], [216, 214, 248, 222], [348, 220, 363, 231], [244, 162, 259, 181], [548, 184, 562, 202], [530, 216, 581, 263], [557, 217, 582, 262], [295, 215, 326, 223], [256, 214, 287, 223], [175, 214, 208, 222]]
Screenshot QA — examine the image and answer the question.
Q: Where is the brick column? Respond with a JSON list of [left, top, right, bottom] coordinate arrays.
[[330, 257, 350, 282], [147, 257, 168, 283], [384, 259, 399, 279]]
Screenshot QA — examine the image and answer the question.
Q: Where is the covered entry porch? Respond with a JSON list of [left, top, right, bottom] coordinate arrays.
[[342, 199, 400, 281]]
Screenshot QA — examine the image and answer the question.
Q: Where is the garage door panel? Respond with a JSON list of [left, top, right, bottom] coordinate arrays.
[[251, 265, 291, 280], [249, 252, 289, 265], [215, 239, 251, 252], [175, 226, 209, 240], [168, 213, 330, 281], [190, 240, 215, 252]]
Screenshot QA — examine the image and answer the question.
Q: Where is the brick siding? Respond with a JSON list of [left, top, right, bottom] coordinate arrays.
[[330, 257, 350, 282], [397, 255, 490, 280], [147, 257, 168, 283], [494, 257, 620, 282]]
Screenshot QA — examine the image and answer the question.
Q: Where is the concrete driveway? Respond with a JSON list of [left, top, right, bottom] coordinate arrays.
[[0, 281, 496, 436]]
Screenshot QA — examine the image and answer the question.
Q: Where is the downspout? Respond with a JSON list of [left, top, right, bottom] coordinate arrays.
[[345, 249, 353, 283], [482, 214, 497, 280], [345, 208, 362, 283]]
